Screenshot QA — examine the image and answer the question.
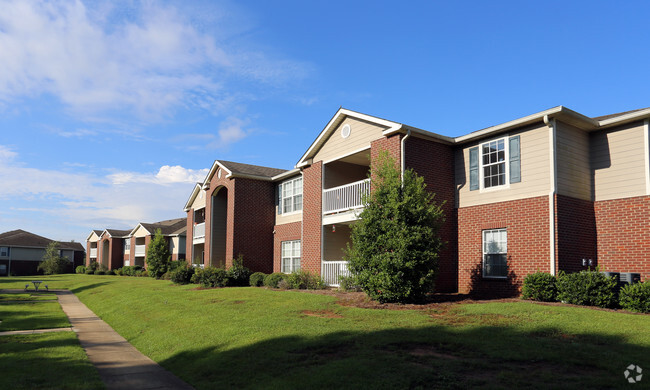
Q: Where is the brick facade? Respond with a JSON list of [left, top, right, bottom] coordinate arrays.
[[458, 196, 550, 297], [555, 194, 597, 273], [301, 162, 322, 274], [405, 136, 458, 293], [273, 221, 302, 272], [595, 195, 650, 281]]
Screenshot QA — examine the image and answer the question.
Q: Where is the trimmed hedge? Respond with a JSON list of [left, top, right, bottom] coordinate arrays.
[[249, 272, 267, 287], [619, 281, 650, 313], [192, 266, 228, 288], [287, 270, 326, 290], [75, 265, 86, 274], [170, 264, 195, 285], [226, 256, 251, 287], [556, 270, 618, 308], [521, 272, 558, 302], [264, 273, 288, 288]]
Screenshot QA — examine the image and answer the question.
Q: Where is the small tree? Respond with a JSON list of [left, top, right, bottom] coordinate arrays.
[[38, 241, 70, 275], [345, 151, 445, 303], [146, 228, 171, 278]]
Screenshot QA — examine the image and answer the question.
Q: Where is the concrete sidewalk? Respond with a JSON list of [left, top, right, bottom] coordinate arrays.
[[54, 290, 194, 390]]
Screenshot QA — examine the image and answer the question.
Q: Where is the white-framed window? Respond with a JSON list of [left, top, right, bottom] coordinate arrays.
[[0, 246, 9, 257], [483, 228, 508, 278], [281, 240, 301, 273], [279, 177, 303, 214], [481, 138, 507, 189], [124, 240, 131, 252]]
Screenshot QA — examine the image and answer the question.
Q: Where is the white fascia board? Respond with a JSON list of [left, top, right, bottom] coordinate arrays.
[[228, 173, 274, 181], [272, 168, 301, 181], [183, 183, 202, 212], [128, 223, 150, 237], [598, 108, 650, 128], [85, 231, 100, 241], [201, 161, 233, 189], [384, 125, 455, 144], [295, 108, 402, 167]]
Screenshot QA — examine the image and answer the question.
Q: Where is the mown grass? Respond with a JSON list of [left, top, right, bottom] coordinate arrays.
[[1, 274, 649, 389], [0, 332, 103, 390], [0, 300, 71, 331], [0, 293, 58, 301]]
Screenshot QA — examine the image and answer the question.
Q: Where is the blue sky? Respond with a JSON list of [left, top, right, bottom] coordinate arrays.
[[1, 0, 649, 244]]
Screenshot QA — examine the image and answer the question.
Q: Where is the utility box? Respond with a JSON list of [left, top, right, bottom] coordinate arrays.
[[601, 271, 620, 281], [619, 273, 641, 285]]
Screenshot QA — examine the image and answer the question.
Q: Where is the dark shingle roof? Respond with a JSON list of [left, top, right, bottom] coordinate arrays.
[[140, 217, 187, 236], [218, 160, 287, 178], [104, 229, 131, 237], [0, 229, 84, 251]]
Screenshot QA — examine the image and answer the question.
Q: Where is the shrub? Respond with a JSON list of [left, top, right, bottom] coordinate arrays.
[[169, 260, 187, 272], [264, 272, 288, 288], [339, 276, 361, 292], [346, 152, 445, 303], [287, 270, 326, 290], [146, 229, 171, 278], [226, 255, 251, 286], [556, 270, 618, 308], [170, 264, 195, 285], [195, 266, 229, 288], [277, 279, 291, 290], [99, 263, 108, 272], [106, 269, 115, 276], [94, 269, 105, 275], [114, 268, 123, 276], [87, 261, 99, 273], [191, 267, 204, 284], [161, 271, 172, 280], [75, 265, 86, 274], [85, 267, 95, 275], [521, 272, 558, 302], [619, 281, 650, 313], [38, 241, 71, 275], [120, 265, 142, 276], [249, 272, 267, 287]]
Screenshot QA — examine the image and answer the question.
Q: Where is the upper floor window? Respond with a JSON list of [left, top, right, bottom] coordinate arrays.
[[124, 240, 131, 252], [278, 177, 303, 214], [0, 247, 9, 257], [469, 135, 520, 191]]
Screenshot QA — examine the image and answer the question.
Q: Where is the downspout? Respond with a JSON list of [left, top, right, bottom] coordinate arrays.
[[401, 129, 412, 187], [544, 115, 557, 276]]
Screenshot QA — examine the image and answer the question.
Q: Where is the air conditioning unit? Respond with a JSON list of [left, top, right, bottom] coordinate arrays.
[[619, 273, 641, 285]]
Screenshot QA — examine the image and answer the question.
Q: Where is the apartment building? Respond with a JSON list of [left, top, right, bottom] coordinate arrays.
[[187, 105, 649, 295]]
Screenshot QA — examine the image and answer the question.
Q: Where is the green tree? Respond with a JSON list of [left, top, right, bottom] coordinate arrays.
[[38, 241, 70, 275], [345, 151, 445, 303], [146, 228, 171, 278]]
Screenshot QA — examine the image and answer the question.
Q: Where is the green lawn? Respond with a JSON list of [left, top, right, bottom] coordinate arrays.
[[0, 300, 70, 331], [1, 274, 649, 389]]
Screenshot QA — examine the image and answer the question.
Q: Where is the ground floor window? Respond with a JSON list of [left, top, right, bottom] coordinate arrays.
[[483, 228, 507, 278], [281, 240, 301, 273], [0, 247, 8, 257]]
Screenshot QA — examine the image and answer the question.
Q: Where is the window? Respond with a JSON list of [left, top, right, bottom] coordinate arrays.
[[278, 177, 303, 214], [482, 139, 506, 188], [469, 135, 520, 191], [281, 240, 301, 273], [124, 240, 131, 252], [0, 247, 8, 257], [483, 229, 508, 278]]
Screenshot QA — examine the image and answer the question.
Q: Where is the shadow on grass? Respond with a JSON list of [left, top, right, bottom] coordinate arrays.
[[0, 301, 70, 331], [0, 332, 103, 390], [161, 323, 649, 390], [68, 282, 110, 294]]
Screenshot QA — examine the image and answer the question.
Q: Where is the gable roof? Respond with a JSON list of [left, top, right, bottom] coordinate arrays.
[[100, 229, 131, 239], [85, 229, 103, 241], [183, 183, 203, 212], [0, 229, 83, 251], [130, 217, 187, 237], [202, 160, 288, 189]]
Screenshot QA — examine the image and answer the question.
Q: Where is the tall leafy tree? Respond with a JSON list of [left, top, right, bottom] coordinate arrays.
[[38, 241, 70, 275], [345, 151, 445, 303], [146, 228, 171, 278]]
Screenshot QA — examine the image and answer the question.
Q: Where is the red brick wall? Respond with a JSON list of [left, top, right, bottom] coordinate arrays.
[[109, 238, 124, 270], [405, 136, 458, 292], [370, 134, 402, 183], [458, 196, 549, 297], [204, 172, 235, 268], [555, 194, 597, 273], [185, 208, 194, 265], [232, 178, 275, 273], [273, 221, 302, 272], [595, 195, 650, 281], [302, 162, 323, 274]]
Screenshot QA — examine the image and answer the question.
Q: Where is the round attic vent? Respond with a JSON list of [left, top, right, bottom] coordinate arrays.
[[341, 124, 351, 139], [217, 168, 222, 179]]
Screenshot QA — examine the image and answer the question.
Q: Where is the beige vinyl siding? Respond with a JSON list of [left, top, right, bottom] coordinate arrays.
[[132, 226, 149, 238], [170, 236, 186, 255], [323, 224, 351, 261], [456, 123, 550, 208], [276, 211, 302, 225], [11, 247, 46, 261], [591, 121, 646, 201], [556, 122, 592, 200], [313, 117, 386, 163], [88, 232, 100, 242], [190, 189, 206, 210]]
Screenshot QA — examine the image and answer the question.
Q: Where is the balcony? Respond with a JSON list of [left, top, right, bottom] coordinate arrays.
[[321, 260, 350, 287], [193, 222, 205, 244], [323, 178, 370, 214], [135, 245, 146, 257], [89, 248, 97, 258]]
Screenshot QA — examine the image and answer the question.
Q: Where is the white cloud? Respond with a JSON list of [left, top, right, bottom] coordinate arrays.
[[0, 145, 202, 241], [0, 0, 309, 120]]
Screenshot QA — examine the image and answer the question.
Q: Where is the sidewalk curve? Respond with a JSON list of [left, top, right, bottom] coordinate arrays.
[[55, 290, 194, 390]]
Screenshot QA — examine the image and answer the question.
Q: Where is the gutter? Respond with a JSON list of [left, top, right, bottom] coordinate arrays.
[[544, 115, 557, 276], [401, 129, 412, 186]]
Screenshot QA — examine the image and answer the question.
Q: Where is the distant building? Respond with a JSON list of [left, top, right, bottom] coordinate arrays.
[[0, 229, 85, 276]]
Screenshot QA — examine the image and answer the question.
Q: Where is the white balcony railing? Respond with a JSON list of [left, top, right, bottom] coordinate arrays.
[[321, 260, 350, 287], [89, 248, 97, 258], [323, 179, 370, 214], [193, 222, 205, 239], [135, 245, 146, 256]]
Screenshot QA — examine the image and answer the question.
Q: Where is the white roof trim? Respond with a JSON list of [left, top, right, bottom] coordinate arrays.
[[272, 168, 301, 181], [183, 183, 203, 212], [85, 230, 100, 241], [202, 160, 233, 189], [128, 223, 151, 237], [598, 108, 650, 127], [296, 108, 403, 168]]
